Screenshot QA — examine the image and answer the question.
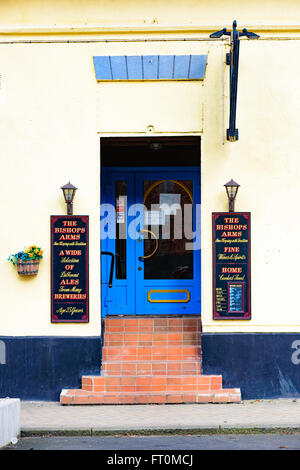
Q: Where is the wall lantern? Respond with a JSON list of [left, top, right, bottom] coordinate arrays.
[[61, 181, 77, 215], [224, 179, 240, 212]]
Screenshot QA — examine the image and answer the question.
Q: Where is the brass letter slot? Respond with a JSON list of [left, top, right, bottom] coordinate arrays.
[[147, 289, 190, 303]]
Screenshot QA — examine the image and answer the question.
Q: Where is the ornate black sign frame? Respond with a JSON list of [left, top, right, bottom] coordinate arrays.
[[51, 215, 89, 323], [212, 212, 251, 320]]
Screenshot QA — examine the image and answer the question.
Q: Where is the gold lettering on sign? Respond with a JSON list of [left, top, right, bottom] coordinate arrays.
[[53, 241, 86, 246], [61, 257, 79, 263], [60, 272, 80, 278], [218, 254, 246, 261], [215, 238, 248, 244], [56, 307, 84, 316], [219, 274, 245, 281]]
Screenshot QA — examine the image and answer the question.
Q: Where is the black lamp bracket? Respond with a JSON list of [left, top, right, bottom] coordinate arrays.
[[210, 21, 260, 142]]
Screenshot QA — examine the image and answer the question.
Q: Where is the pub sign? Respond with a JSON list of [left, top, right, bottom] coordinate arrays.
[[51, 215, 89, 323], [212, 212, 251, 320]]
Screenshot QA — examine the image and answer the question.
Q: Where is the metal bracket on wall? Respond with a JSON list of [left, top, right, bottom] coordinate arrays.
[[210, 20, 260, 142]]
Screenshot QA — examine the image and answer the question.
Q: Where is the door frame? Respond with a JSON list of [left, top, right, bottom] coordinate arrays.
[[101, 165, 201, 316]]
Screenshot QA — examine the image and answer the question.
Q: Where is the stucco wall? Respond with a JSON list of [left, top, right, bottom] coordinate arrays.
[[0, 0, 299, 30], [1, 1, 300, 336]]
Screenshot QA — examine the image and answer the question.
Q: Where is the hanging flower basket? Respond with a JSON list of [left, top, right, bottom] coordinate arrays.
[[8, 245, 43, 276], [17, 259, 40, 276]]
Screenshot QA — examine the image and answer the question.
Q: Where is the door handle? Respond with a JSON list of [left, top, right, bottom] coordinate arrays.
[[101, 251, 114, 287], [138, 229, 159, 261]]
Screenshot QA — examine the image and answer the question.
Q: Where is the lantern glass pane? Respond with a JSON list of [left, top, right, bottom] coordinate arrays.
[[64, 188, 73, 202], [229, 186, 236, 199]]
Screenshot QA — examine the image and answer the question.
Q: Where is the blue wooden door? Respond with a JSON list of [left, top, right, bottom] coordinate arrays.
[[101, 167, 201, 316]]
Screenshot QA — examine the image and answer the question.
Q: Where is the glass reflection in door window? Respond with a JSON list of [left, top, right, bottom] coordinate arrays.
[[143, 180, 193, 280]]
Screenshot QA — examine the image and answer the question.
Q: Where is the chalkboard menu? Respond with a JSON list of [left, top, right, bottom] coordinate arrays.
[[51, 216, 89, 323], [212, 212, 251, 320]]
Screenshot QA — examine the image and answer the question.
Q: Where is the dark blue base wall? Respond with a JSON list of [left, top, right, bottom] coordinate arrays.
[[0, 337, 102, 401], [1, 334, 300, 401], [202, 333, 300, 400]]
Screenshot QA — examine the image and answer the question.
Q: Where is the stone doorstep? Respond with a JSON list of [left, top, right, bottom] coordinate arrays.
[[60, 388, 241, 405], [60, 373, 241, 405], [104, 317, 202, 334], [103, 332, 201, 347], [80, 374, 222, 393], [59, 316, 241, 406], [101, 360, 202, 376], [101, 346, 202, 363]]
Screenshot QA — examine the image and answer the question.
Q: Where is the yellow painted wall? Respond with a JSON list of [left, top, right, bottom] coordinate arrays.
[[0, 43, 100, 336], [1, 1, 300, 335], [0, 0, 300, 30], [202, 39, 300, 332]]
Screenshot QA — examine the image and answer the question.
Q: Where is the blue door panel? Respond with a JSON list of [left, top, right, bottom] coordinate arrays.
[[101, 170, 135, 315], [101, 167, 201, 316]]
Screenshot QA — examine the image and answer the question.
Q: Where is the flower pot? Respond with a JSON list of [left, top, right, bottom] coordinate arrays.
[[17, 259, 39, 276]]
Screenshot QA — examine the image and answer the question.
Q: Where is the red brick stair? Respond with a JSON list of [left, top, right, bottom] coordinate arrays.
[[60, 316, 241, 405]]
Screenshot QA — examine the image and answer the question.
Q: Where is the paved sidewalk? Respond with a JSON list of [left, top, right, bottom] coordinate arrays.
[[20, 398, 300, 434]]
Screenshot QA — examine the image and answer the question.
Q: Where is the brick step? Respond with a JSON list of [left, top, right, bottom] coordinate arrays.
[[60, 388, 241, 405], [101, 360, 201, 376], [102, 346, 201, 362], [81, 374, 221, 393], [60, 315, 241, 405], [104, 331, 201, 347], [104, 317, 201, 334]]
